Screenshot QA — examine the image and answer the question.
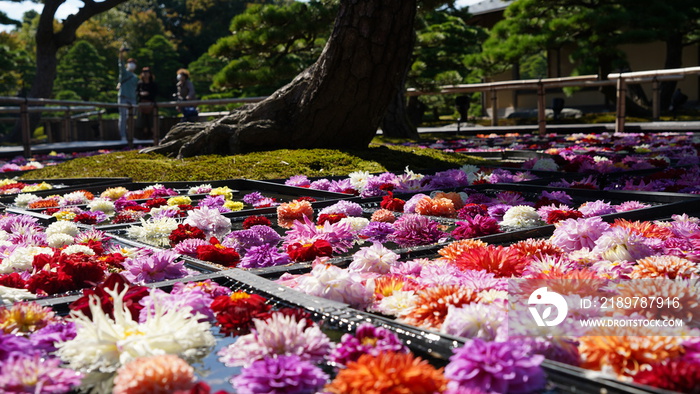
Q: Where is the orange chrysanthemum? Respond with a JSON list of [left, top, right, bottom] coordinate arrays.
[[437, 239, 488, 263], [510, 239, 563, 260], [0, 302, 56, 334], [28, 198, 59, 209], [276, 200, 314, 228], [524, 269, 606, 297], [112, 354, 195, 394], [370, 209, 396, 223], [373, 274, 420, 300], [74, 190, 95, 200], [126, 189, 155, 200], [452, 245, 528, 277], [414, 197, 457, 218], [612, 279, 700, 324], [579, 334, 683, 376], [325, 352, 447, 394], [631, 255, 699, 279], [433, 191, 465, 210], [611, 219, 674, 239], [402, 285, 477, 329]]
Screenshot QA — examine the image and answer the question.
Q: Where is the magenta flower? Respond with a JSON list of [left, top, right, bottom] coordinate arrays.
[[285, 175, 311, 188], [330, 323, 408, 365], [173, 238, 209, 257], [451, 215, 501, 239], [388, 214, 445, 247], [445, 339, 546, 394], [239, 244, 291, 268], [0, 354, 83, 394], [231, 354, 328, 394], [121, 250, 189, 284], [318, 200, 363, 217], [0, 332, 32, 362], [577, 200, 617, 217]]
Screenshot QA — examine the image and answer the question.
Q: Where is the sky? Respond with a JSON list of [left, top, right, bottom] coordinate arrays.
[[0, 0, 483, 32]]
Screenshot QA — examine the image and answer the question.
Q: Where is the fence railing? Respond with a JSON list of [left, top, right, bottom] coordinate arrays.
[[2, 66, 699, 157]]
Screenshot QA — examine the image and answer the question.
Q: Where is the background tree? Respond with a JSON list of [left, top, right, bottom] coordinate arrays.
[[136, 34, 181, 100], [144, 0, 418, 158], [54, 40, 111, 101], [0, 32, 34, 96]]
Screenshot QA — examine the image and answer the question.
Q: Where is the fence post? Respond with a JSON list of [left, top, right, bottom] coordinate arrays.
[[537, 81, 546, 135], [615, 77, 626, 133], [490, 89, 498, 126], [152, 104, 160, 146], [127, 104, 135, 148], [97, 109, 105, 140], [20, 99, 31, 157], [652, 78, 660, 120], [62, 107, 72, 141]]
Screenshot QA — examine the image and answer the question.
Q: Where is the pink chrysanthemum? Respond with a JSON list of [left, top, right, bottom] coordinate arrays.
[[370, 209, 396, 223], [112, 354, 195, 394], [631, 255, 699, 279], [550, 216, 611, 252]]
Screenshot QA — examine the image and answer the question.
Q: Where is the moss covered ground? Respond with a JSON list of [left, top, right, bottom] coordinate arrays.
[[22, 143, 488, 182]]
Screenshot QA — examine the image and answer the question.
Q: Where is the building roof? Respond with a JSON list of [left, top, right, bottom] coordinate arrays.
[[466, 0, 511, 16]]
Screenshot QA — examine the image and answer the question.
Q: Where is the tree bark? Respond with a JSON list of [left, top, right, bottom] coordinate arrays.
[[143, 0, 418, 158]]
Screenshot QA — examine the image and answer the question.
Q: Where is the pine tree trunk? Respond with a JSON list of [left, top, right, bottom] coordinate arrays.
[[144, 0, 418, 158]]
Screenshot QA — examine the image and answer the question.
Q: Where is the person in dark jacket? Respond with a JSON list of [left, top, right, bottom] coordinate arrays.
[[137, 67, 158, 139]]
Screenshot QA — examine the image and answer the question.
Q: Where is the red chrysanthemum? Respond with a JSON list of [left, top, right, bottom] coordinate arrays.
[[0, 272, 27, 289], [611, 218, 674, 239], [0, 182, 26, 191], [144, 197, 168, 209], [123, 205, 150, 212], [26, 269, 75, 296], [73, 213, 98, 225], [633, 359, 700, 391], [296, 196, 317, 203], [317, 213, 348, 225], [452, 244, 529, 277], [99, 252, 127, 270], [69, 273, 149, 320], [242, 215, 272, 229], [60, 252, 107, 288], [210, 292, 272, 336], [286, 239, 333, 262], [196, 237, 240, 267], [380, 191, 405, 212], [42, 208, 60, 216], [546, 209, 584, 224], [169, 223, 206, 247]]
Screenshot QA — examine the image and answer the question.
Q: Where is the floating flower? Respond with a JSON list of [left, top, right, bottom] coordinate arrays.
[[441, 303, 507, 341], [402, 285, 478, 329], [370, 208, 396, 223], [451, 215, 501, 239], [0, 354, 83, 393], [183, 207, 231, 239], [633, 359, 700, 392], [445, 339, 546, 394], [453, 244, 528, 277], [330, 323, 408, 365], [0, 302, 56, 335], [239, 244, 291, 269], [210, 292, 272, 336], [388, 214, 445, 247], [277, 200, 314, 228], [325, 352, 447, 394], [224, 200, 244, 211], [167, 195, 192, 206], [437, 239, 488, 264], [348, 243, 398, 274], [127, 217, 179, 248], [210, 186, 234, 200], [611, 218, 674, 239], [578, 200, 617, 217], [217, 312, 332, 367], [380, 191, 406, 212], [287, 239, 333, 262], [88, 198, 116, 215], [358, 221, 394, 243], [374, 290, 418, 317], [196, 237, 240, 267], [579, 334, 683, 376], [631, 255, 699, 279], [415, 196, 457, 217], [169, 223, 206, 247], [231, 354, 328, 394], [112, 354, 195, 394], [242, 215, 272, 229], [294, 264, 373, 309], [121, 250, 190, 284], [501, 205, 544, 229], [550, 216, 611, 252], [592, 226, 654, 262]]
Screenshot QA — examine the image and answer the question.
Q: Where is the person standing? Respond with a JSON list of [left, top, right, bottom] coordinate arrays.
[[137, 67, 158, 139], [117, 50, 138, 141], [175, 68, 198, 122]]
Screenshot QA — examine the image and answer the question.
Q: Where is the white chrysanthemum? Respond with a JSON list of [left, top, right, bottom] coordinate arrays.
[[403, 166, 424, 180], [295, 264, 373, 309], [13, 193, 40, 208], [0, 285, 37, 306], [338, 217, 369, 233], [61, 191, 91, 205], [188, 184, 212, 195], [88, 198, 116, 215], [374, 290, 418, 317], [532, 158, 559, 171], [477, 289, 508, 304], [127, 217, 179, 248], [0, 246, 53, 274], [0, 239, 12, 249], [501, 205, 545, 229], [348, 170, 371, 192], [0, 230, 9, 241], [460, 164, 480, 175], [348, 243, 399, 274], [183, 206, 231, 239], [56, 287, 215, 372], [593, 156, 611, 163], [25, 161, 43, 169], [47, 233, 75, 248], [46, 221, 80, 238], [62, 244, 95, 255]]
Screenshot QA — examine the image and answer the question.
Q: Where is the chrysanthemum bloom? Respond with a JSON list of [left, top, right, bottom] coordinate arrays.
[[287, 239, 333, 262], [501, 205, 544, 229], [631, 255, 699, 279], [28, 197, 60, 209], [445, 339, 546, 394], [402, 285, 478, 329], [210, 292, 272, 336], [169, 223, 206, 247], [0, 302, 56, 335], [370, 209, 396, 223], [440, 303, 506, 341], [0, 354, 83, 393], [317, 213, 348, 226], [380, 192, 406, 212], [241, 215, 272, 229], [579, 334, 683, 376], [592, 226, 655, 262], [612, 278, 700, 325], [196, 237, 240, 267], [183, 206, 232, 240], [436, 239, 488, 264], [348, 243, 399, 274], [545, 209, 584, 224], [330, 323, 408, 366], [611, 218, 674, 239], [613, 200, 651, 212], [319, 200, 364, 217], [122, 249, 190, 284], [550, 216, 611, 252], [57, 286, 216, 372], [358, 221, 395, 244], [217, 312, 332, 367], [372, 274, 420, 300], [231, 354, 328, 394], [452, 244, 529, 277], [415, 196, 457, 218], [509, 238, 563, 261], [239, 244, 291, 269], [578, 200, 617, 217], [451, 215, 501, 239], [127, 217, 180, 248], [433, 191, 466, 210], [112, 354, 195, 394], [277, 200, 314, 228], [374, 290, 419, 317], [285, 174, 311, 188], [457, 203, 489, 219], [325, 352, 447, 394], [633, 359, 700, 392], [388, 214, 445, 247]]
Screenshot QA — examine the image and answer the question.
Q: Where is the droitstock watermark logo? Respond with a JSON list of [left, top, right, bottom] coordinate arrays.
[[508, 278, 698, 337]]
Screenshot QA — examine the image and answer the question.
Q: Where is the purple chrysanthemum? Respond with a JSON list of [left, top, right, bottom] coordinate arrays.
[[198, 195, 226, 210], [451, 215, 501, 239], [486, 203, 512, 221], [318, 200, 363, 217], [0, 354, 83, 394], [330, 323, 408, 365], [327, 179, 355, 194], [231, 354, 328, 394], [550, 216, 611, 252], [121, 250, 189, 284], [578, 200, 617, 217], [139, 286, 217, 323], [445, 339, 546, 394], [173, 238, 209, 257], [239, 244, 291, 268], [613, 200, 650, 212], [358, 221, 395, 243], [242, 192, 266, 205], [225, 225, 282, 254], [493, 191, 531, 207], [114, 196, 140, 212], [285, 175, 311, 188], [459, 269, 508, 292], [309, 179, 332, 191], [388, 214, 445, 247], [29, 322, 77, 355], [540, 190, 573, 205], [425, 169, 470, 189], [488, 169, 518, 184], [0, 214, 39, 233], [0, 332, 32, 362]]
